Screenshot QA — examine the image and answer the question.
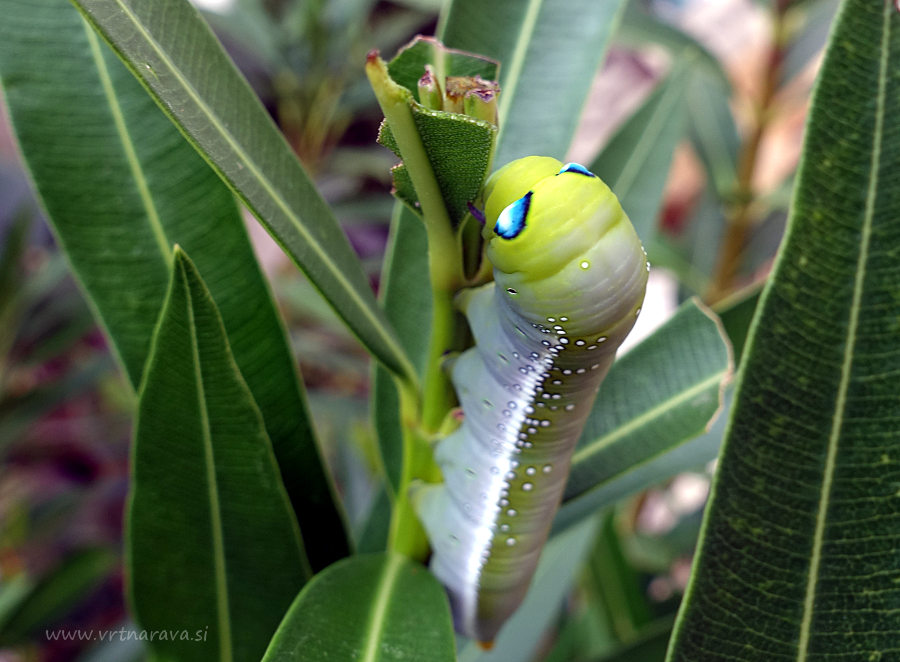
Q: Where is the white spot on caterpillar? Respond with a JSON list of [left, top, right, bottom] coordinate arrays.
[[499, 498, 509, 507], [580, 260, 590, 269], [500, 524, 510, 532], [565, 403, 576, 411], [576, 368, 586, 374], [596, 336, 607, 343], [525, 467, 536, 476], [542, 464, 553, 474], [560, 337, 569, 344], [560, 316, 568, 322], [506, 537, 517, 546], [507, 508, 517, 516], [540, 420, 551, 427], [508, 401, 517, 409], [547, 317, 556, 323], [575, 339, 586, 346], [490, 466, 500, 475], [522, 483, 534, 491], [505, 471, 516, 480]]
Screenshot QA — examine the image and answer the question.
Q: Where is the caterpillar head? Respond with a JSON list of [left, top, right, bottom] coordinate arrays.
[[482, 156, 648, 340]]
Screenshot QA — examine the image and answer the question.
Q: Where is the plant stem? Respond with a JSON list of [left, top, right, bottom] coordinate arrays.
[[367, 53, 465, 559], [706, 1, 789, 304], [388, 380, 438, 559]]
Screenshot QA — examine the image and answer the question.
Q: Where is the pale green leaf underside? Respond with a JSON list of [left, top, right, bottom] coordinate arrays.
[[69, 0, 416, 385], [130, 250, 309, 662], [668, 1, 900, 659]]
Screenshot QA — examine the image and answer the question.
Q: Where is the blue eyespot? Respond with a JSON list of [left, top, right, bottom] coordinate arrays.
[[557, 162, 596, 177], [495, 191, 532, 239]]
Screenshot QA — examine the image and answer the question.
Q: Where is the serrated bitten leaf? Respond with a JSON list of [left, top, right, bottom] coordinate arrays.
[[387, 35, 498, 98]]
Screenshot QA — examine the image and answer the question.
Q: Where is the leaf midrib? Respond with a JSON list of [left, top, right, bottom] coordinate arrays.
[[794, 4, 890, 659], [183, 262, 233, 662], [86, 0, 415, 384], [84, 19, 171, 267], [360, 554, 403, 662]]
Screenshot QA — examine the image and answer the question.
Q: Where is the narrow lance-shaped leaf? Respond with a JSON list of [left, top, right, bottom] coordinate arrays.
[[439, 0, 628, 166], [0, 0, 349, 568], [590, 63, 691, 243], [262, 553, 455, 662], [129, 248, 310, 662], [668, 2, 900, 659], [69, 0, 417, 386]]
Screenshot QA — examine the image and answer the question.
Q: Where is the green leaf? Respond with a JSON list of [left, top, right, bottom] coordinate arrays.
[[0, 549, 116, 646], [440, 0, 628, 166], [68, 0, 417, 386], [386, 35, 499, 96], [713, 282, 763, 365], [667, 2, 900, 659], [685, 69, 740, 202], [590, 63, 690, 243], [458, 515, 603, 662], [0, 0, 349, 569], [129, 248, 310, 662], [262, 553, 456, 662], [556, 300, 732, 531]]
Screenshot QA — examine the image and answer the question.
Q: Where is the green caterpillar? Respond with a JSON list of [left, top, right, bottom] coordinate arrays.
[[416, 156, 649, 644]]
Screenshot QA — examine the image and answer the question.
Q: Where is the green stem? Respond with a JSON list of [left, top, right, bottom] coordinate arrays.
[[388, 380, 441, 559], [367, 53, 465, 559]]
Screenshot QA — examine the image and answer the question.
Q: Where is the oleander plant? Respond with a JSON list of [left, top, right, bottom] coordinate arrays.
[[0, 0, 897, 661]]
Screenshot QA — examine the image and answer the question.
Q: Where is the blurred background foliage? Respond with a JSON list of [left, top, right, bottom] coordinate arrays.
[[0, 0, 837, 659]]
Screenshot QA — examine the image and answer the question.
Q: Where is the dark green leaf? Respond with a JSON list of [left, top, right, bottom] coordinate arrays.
[[129, 249, 309, 662], [262, 553, 455, 662], [667, 2, 900, 658], [0, 0, 349, 568], [68, 0, 417, 385]]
